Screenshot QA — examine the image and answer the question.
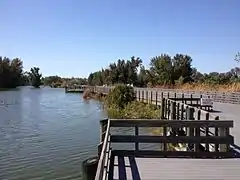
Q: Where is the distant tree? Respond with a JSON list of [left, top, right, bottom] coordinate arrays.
[[172, 54, 193, 83], [235, 52, 240, 62], [149, 54, 173, 85], [0, 56, 24, 88], [29, 67, 42, 88]]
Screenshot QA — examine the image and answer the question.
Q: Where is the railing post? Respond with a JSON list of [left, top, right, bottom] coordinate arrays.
[[195, 110, 201, 152], [214, 116, 219, 152], [170, 101, 177, 137], [100, 119, 108, 143], [146, 91, 148, 104], [160, 98, 165, 119], [138, 90, 140, 101], [155, 91, 158, 106], [150, 91, 153, 104], [219, 126, 230, 153], [135, 126, 139, 151], [186, 107, 195, 151], [205, 113, 210, 151]]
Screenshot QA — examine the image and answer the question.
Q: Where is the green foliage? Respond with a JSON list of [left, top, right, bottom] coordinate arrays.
[[149, 54, 173, 85], [107, 101, 160, 119], [106, 84, 135, 109], [29, 67, 42, 88], [88, 56, 142, 86], [235, 52, 240, 62], [0, 56, 25, 88], [88, 53, 240, 87]]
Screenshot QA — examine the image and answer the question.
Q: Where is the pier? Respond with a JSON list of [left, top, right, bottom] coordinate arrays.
[[65, 85, 87, 93], [86, 86, 240, 180]]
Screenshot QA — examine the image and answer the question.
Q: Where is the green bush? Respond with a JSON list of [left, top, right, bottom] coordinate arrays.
[[106, 84, 135, 109], [107, 101, 160, 119]]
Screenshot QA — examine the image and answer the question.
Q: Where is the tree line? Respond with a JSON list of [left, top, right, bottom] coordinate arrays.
[[0, 55, 87, 89], [42, 76, 87, 88], [88, 53, 240, 87], [0, 56, 42, 88]]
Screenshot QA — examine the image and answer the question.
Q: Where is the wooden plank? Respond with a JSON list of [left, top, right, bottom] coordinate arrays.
[[113, 150, 233, 158], [112, 157, 240, 180], [110, 135, 234, 144], [110, 119, 234, 128]]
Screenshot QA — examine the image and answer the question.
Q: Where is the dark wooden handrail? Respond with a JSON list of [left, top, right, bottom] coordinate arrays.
[[95, 120, 111, 180], [110, 119, 233, 128]]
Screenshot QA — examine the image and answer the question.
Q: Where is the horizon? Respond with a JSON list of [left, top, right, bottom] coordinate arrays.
[[1, 0, 239, 78]]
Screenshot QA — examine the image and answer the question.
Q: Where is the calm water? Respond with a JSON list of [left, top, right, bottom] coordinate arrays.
[[0, 87, 106, 180]]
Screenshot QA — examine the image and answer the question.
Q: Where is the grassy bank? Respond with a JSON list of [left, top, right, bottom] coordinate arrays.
[[107, 101, 160, 119], [83, 85, 161, 119]]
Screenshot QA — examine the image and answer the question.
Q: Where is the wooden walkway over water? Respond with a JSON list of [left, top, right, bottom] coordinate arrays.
[[95, 118, 239, 180], [78, 86, 240, 179]]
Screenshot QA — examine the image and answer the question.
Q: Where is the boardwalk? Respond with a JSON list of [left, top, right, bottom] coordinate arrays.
[[212, 102, 240, 146], [91, 86, 240, 180], [112, 157, 240, 180]]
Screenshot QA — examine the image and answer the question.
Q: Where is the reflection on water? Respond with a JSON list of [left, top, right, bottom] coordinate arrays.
[[0, 87, 106, 180]]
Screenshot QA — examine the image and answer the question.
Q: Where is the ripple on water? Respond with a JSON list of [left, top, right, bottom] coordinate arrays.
[[0, 88, 103, 179]]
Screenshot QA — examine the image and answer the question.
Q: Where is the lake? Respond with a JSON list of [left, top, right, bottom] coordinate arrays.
[[0, 87, 106, 180]]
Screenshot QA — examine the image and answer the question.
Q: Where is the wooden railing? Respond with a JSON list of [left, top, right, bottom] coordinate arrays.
[[95, 118, 234, 180], [110, 119, 233, 157], [89, 86, 240, 104], [95, 120, 111, 180]]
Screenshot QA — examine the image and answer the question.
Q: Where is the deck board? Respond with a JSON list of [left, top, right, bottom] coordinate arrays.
[[111, 156, 240, 180]]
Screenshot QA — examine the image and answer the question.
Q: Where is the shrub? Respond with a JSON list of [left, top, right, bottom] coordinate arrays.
[[106, 84, 135, 109], [83, 88, 92, 99]]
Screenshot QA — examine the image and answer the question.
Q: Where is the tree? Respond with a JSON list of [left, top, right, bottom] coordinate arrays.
[[149, 54, 173, 85], [29, 67, 42, 88], [0, 56, 24, 88], [172, 54, 193, 83], [235, 52, 240, 62]]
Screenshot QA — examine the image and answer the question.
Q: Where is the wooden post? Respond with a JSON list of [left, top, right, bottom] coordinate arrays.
[[138, 90, 140, 101], [214, 116, 219, 152], [219, 127, 230, 152], [182, 93, 184, 103], [160, 98, 165, 119], [100, 119, 108, 143], [164, 99, 168, 119], [135, 126, 139, 151], [200, 95, 203, 109], [170, 101, 176, 137], [176, 103, 180, 120], [155, 91, 158, 106], [150, 91, 153, 104], [82, 156, 99, 180], [142, 90, 144, 102], [186, 107, 195, 151], [205, 113, 210, 151], [195, 110, 201, 152], [146, 91, 148, 104], [167, 100, 171, 120], [190, 94, 193, 105], [170, 101, 176, 120], [98, 119, 108, 156], [180, 104, 184, 120]]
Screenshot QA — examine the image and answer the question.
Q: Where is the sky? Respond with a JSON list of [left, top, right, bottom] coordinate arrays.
[[0, 0, 239, 78]]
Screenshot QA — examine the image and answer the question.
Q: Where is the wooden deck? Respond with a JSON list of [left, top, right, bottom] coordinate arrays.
[[111, 156, 240, 180], [95, 118, 237, 180], [92, 86, 240, 180]]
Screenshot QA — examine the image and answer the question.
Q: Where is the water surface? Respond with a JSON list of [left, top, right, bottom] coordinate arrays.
[[0, 87, 106, 180]]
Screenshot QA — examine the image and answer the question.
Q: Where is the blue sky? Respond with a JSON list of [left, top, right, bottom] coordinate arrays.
[[0, 0, 239, 78]]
